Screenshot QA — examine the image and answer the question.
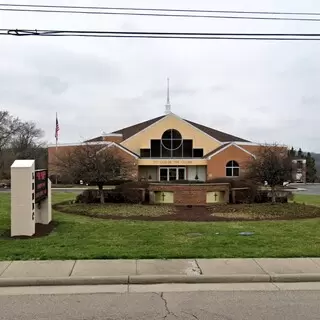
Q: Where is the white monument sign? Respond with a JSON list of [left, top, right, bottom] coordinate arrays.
[[10, 159, 52, 237]]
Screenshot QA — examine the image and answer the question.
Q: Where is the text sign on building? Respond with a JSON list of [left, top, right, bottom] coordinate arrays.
[[152, 160, 193, 165], [35, 169, 48, 203]]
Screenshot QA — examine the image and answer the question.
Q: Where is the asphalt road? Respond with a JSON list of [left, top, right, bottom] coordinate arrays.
[[1, 184, 320, 195], [0, 288, 319, 320], [293, 184, 320, 195]]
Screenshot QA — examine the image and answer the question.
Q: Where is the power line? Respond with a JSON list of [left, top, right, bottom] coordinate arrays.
[[2, 7, 320, 22], [2, 29, 320, 40], [1, 3, 320, 16]]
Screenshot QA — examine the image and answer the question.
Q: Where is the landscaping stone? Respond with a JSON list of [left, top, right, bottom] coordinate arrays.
[[255, 258, 320, 274], [137, 259, 200, 275], [197, 258, 267, 275], [0, 260, 75, 278], [71, 259, 136, 276]]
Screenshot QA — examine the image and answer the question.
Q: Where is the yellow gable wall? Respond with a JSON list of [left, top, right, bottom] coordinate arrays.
[[121, 114, 221, 155]]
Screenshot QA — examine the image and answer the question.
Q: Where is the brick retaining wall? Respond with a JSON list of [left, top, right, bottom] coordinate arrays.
[[149, 183, 230, 205]]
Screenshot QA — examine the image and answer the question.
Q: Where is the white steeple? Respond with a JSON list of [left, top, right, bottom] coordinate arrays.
[[165, 77, 171, 115]]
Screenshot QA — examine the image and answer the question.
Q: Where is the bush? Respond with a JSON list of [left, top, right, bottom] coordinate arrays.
[[115, 181, 150, 190], [115, 181, 148, 204], [75, 187, 145, 204]]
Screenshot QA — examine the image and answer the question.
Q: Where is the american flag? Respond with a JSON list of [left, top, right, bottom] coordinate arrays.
[[55, 113, 60, 142]]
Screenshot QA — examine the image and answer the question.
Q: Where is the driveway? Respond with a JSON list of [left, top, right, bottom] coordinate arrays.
[[291, 183, 320, 195]]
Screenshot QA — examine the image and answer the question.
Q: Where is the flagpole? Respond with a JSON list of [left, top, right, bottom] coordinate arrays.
[[55, 112, 58, 185]]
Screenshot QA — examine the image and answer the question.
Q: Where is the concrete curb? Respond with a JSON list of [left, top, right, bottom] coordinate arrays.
[[1, 274, 320, 287], [0, 276, 128, 287], [270, 273, 320, 283], [129, 274, 271, 284]]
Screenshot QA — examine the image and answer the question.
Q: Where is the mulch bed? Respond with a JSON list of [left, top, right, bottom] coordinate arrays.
[[0, 221, 58, 240], [54, 204, 320, 222]]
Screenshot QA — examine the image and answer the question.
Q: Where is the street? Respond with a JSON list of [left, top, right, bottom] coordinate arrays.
[[0, 284, 320, 320]]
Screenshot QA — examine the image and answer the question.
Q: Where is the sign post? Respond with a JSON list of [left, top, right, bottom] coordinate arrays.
[[34, 169, 52, 225], [10, 160, 52, 237]]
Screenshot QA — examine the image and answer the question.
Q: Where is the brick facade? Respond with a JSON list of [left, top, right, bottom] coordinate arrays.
[[149, 183, 230, 205], [207, 145, 254, 180]]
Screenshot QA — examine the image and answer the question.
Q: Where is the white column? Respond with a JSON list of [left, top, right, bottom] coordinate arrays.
[[11, 160, 35, 237]]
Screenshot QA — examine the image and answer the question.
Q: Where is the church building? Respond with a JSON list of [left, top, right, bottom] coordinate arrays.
[[48, 80, 263, 182]]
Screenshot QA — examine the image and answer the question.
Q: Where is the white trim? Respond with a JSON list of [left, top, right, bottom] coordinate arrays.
[[98, 142, 139, 159], [102, 133, 123, 137], [120, 113, 223, 145], [207, 142, 256, 160], [48, 141, 111, 147], [222, 141, 259, 146]]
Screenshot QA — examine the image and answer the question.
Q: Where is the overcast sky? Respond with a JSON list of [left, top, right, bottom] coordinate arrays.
[[1, 0, 320, 151]]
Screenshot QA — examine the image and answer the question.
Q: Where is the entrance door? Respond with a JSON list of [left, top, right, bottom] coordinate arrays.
[[159, 167, 186, 181], [169, 168, 177, 181]]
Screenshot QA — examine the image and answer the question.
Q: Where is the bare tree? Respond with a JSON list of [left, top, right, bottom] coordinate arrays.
[[10, 121, 44, 156], [0, 111, 20, 177], [0, 110, 46, 179], [245, 143, 291, 203], [0, 111, 20, 150], [55, 143, 133, 203]]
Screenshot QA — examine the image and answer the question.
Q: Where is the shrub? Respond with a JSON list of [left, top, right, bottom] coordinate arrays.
[[122, 188, 145, 204], [115, 181, 150, 190], [75, 187, 145, 204]]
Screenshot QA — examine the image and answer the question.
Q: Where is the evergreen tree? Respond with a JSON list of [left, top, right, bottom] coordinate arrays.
[[288, 147, 296, 158], [297, 148, 303, 158], [306, 152, 317, 183]]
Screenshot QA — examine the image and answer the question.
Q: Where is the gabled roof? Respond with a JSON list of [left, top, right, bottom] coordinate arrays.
[[86, 136, 104, 142], [204, 144, 230, 158], [98, 142, 139, 159], [112, 115, 166, 140], [205, 142, 256, 159], [185, 120, 249, 143], [90, 114, 249, 143]]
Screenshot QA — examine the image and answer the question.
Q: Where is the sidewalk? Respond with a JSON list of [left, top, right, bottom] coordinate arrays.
[[0, 258, 320, 287]]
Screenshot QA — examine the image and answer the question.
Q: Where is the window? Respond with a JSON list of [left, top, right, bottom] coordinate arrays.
[[226, 160, 240, 177], [182, 140, 193, 158], [143, 130, 203, 158], [150, 140, 161, 157], [140, 149, 151, 158], [193, 148, 204, 158], [161, 129, 182, 151]]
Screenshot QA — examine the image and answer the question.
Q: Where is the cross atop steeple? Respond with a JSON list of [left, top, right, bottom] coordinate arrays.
[[165, 77, 171, 115]]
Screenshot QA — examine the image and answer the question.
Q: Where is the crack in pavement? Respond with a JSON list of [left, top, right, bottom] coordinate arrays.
[[182, 310, 200, 320], [156, 292, 178, 319]]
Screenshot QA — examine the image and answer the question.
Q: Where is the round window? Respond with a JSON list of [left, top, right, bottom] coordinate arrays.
[[161, 129, 182, 150]]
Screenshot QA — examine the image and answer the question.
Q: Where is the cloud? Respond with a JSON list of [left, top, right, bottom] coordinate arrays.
[[38, 76, 69, 95], [1, 0, 320, 152]]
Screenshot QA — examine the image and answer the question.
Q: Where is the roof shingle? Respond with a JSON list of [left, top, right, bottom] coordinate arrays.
[[88, 114, 249, 143]]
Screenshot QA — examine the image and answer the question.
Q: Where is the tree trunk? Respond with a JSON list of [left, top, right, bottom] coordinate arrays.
[[271, 187, 276, 203], [98, 183, 104, 204]]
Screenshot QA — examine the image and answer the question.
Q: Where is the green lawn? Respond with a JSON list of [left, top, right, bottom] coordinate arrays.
[[0, 192, 319, 260], [293, 193, 320, 206]]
